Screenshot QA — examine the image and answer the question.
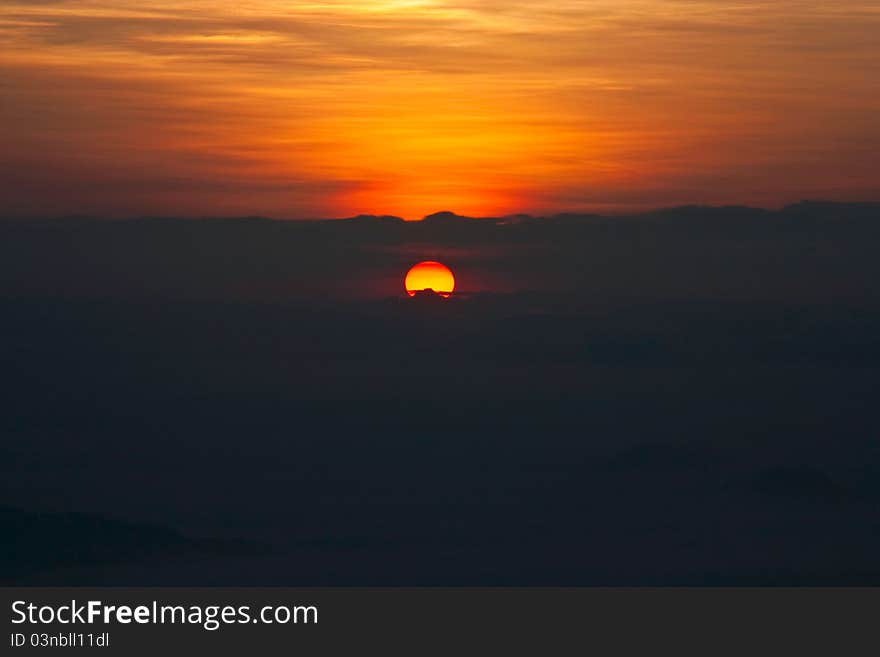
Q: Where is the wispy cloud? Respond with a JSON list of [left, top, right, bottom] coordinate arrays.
[[1, 1, 878, 217]]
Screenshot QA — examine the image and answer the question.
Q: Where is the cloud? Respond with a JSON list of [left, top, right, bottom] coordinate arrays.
[[0, 1, 878, 217]]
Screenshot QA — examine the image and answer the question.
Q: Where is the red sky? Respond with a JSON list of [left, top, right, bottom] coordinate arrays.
[[1, 1, 878, 218]]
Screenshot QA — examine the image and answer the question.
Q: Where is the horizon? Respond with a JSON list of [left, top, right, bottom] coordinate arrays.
[[4, 198, 880, 222]]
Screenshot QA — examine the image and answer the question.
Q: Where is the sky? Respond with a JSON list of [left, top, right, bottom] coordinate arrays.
[[0, 1, 878, 219]]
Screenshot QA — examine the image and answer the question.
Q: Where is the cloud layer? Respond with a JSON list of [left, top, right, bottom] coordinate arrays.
[[1, 1, 878, 217]]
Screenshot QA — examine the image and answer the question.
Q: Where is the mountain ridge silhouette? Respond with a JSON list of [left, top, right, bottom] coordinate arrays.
[[3, 200, 877, 224]]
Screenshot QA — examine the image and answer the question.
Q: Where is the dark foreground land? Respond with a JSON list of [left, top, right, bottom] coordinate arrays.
[[2, 202, 879, 584]]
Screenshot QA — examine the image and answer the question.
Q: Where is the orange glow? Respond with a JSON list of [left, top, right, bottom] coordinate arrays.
[[405, 261, 455, 298], [1, 2, 878, 217]]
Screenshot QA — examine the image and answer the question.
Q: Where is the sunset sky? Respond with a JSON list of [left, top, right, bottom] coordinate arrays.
[[1, 1, 877, 219]]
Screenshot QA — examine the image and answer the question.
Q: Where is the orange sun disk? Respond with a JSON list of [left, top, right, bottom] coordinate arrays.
[[405, 261, 455, 298]]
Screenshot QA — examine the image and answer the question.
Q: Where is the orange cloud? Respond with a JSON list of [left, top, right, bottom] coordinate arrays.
[[0, 1, 877, 217]]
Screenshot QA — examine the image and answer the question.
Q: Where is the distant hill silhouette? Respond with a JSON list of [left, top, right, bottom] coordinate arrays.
[[338, 214, 405, 224], [3, 198, 880, 585], [0, 505, 268, 582], [1, 200, 878, 305], [421, 210, 478, 223], [2, 200, 876, 226]]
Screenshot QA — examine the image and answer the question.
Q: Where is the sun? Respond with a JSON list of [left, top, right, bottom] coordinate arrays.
[[405, 261, 455, 298]]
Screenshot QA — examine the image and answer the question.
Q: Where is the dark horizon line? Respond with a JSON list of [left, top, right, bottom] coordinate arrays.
[[1, 199, 879, 223]]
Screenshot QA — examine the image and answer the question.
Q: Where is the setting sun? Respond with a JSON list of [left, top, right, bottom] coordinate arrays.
[[405, 261, 455, 298]]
